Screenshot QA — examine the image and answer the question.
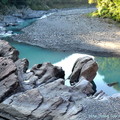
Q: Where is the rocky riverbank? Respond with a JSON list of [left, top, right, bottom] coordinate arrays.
[[10, 7, 120, 57], [0, 7, 57, 38], [0, 40, 120, 120]]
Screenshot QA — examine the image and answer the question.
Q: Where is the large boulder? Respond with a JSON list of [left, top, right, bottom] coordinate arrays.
[[30, 63, 65, 85], [1, 40, 120, 120], [18, 62, 65, 90], [69, 56, 98, 84], [0, 57, 19, 102], [0, 40, 19, 61]]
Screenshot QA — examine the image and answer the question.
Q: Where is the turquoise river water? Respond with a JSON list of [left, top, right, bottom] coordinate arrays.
[[7, 40, 120, 96], [1, 12, 120, 96]]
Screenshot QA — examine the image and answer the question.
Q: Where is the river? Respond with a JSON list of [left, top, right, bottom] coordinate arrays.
[[0, 9, 120, 96]]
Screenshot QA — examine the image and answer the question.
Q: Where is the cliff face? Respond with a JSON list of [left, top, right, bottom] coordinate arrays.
[[0, 40, 120, 120]]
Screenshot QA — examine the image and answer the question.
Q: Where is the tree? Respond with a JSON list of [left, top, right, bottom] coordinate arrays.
[[89, 0, 120, 21]]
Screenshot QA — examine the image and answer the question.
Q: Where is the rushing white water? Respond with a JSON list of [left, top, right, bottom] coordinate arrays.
[[39, 13, 54, 20], [0, 26, 13, 37]]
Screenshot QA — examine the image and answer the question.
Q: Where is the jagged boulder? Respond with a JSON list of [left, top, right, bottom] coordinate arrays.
[[1, 40, 120, 120], [30, 63, 65, 85], [1, 78, 86, 120], [0, 40, 19, 61], [0, 57, 19, 102], [69, 56, 98, 84]]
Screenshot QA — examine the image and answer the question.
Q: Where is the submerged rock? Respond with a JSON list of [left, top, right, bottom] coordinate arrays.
[[0, 40, 120, 120]]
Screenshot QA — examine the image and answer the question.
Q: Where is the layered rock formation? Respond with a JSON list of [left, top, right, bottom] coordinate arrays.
[[0, 40, 120, 120]]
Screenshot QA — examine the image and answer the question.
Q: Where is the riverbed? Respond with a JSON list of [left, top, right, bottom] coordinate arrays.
[[1, 7, 120, 96]]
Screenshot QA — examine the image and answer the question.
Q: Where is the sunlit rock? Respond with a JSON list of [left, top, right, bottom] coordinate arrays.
[[0, 40, 19, 61], [69, 56, 98, 84]]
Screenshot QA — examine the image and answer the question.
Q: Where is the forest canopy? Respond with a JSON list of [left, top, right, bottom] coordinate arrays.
[[0, 0, 88, 10], [89, 0, 120, 22], [1, 0, 120, 22]]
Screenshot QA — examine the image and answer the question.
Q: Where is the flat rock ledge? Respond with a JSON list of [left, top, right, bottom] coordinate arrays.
[[0, 40, 120, 120]]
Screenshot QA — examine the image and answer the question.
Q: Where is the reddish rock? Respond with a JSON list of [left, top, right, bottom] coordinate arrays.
[[69, 56, 98, 84], [80, 59, 98, 82]]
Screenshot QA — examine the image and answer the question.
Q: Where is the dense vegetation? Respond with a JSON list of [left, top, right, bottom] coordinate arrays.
[[89, 0, 120, 22], [0, 0, 88, 10]]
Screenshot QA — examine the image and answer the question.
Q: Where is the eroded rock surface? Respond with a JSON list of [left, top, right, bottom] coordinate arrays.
[[0, 57, 19, 102], [0, 40, 19, 61], [69, 56, 98, 84], [0, 40, 120, 120]]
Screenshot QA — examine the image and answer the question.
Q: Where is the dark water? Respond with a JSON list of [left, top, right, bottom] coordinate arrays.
[[1, 12, 120, 96]]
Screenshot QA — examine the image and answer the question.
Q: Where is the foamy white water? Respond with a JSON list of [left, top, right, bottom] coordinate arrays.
[[39, 13, 54, 20]]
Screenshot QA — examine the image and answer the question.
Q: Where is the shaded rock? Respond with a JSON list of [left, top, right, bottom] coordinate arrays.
[[3, 15, 22, 27], [0, 40, 19, 61], [1, 40, 120, 120], [32, 96, 64, 119], [0, 57, 16, 80], [66, 104, 83, 116], [30, 63, 65, 86], [0, 73, 19, 102], [107, 82, 119, 87], [15, 58, 29, 73], [1, 78, 87, 120], [73, 77, 94, 95], [0, 57, 19, 102], [3, 88, 43, 115], [69, 56, 98, 84], [0, 103, 28, 120], [14, 62, 65, 90], [15, 59, 30, 91], [18, 9, 47, 19], [0, 40, 96, 119]]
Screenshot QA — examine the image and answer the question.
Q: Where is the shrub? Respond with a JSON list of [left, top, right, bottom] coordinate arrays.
[[89, 0, 120, 22]]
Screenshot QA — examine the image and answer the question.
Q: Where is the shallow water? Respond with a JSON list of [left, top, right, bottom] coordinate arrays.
[[7, 40, 120, 96], [6, 19, 36, 34]]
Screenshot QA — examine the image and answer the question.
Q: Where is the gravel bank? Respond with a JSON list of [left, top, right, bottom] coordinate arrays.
[[12, 7, 120, 57]]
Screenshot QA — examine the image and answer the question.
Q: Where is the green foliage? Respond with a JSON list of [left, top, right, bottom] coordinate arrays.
[[1, 0, 8, 4], [26, 0, 88, 10], [0, 0, 89, 11], [0, 0, 27, 7], [88, 0, 120, 22]]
